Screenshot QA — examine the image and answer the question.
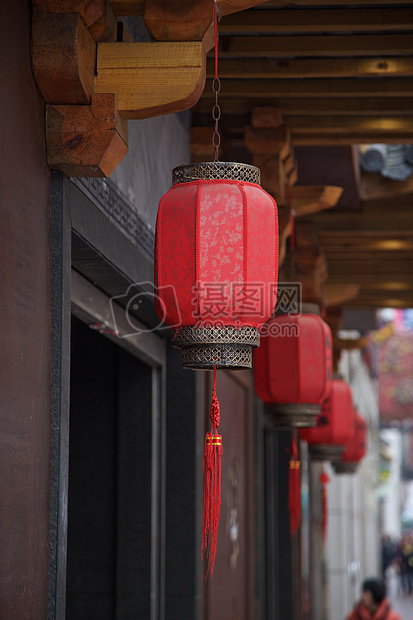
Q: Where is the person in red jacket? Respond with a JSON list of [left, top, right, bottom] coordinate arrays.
[[346, 578, 402, 620]]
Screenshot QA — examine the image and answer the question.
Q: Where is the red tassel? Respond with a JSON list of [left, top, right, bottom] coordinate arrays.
[[202, 366, 223, 577], [320, 468, 330, 543], [288, 431, 301, 535]]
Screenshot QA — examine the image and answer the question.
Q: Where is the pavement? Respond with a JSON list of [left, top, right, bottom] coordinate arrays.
[[387, 568, 413, 620]]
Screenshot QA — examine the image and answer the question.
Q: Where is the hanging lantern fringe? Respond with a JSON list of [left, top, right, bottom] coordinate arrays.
[[202, 365, 223, 577], [320, 468, 330, 543], [288, 430, 301, 535]]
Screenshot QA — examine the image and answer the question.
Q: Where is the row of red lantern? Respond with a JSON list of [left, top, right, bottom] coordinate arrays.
[[253, 306, 367, 472], [154, 164, 366, 567]]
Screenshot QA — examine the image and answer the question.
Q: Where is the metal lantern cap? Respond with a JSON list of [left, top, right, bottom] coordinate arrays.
[[172, 161, 261, 184]]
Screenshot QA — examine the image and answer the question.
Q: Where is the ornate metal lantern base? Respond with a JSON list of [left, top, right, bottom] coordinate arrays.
[[172, 325, 260, 370], [264, 403, 320, 429], [332, 462, 358, 475], [309, 444, 344, 462]]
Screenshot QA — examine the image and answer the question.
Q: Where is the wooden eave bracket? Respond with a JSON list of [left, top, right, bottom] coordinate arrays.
[[32, 0, 267, 177]]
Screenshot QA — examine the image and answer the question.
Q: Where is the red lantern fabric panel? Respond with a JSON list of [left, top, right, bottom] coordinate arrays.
[[300, 378, 353, 446], [155, 182, 197, 325], [341, 412, 367, 464], [155, 179, 278, 328], [254, 313, 333, 405]]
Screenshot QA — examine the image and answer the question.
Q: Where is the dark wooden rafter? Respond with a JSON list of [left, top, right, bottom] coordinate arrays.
[[192, 1, 413, 148]]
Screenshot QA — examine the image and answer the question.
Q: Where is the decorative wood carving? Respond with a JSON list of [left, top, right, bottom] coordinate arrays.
[[291, 185, 343, 216], [293, 221, 329, 308], [33, 0, 105, 27], [144, 0, 214, 47], [88, 0, 118, 42], [46, 94, 128, 177], [32, 0, 268, 176], [95, 40, 207, 119], [32, 12, 96, 104]]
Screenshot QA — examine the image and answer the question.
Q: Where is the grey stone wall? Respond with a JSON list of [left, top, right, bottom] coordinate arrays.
[[109, 111, 191, 230]]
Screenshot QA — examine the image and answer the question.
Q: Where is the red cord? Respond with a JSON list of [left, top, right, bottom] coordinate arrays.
[[214, 1, 218, 80]]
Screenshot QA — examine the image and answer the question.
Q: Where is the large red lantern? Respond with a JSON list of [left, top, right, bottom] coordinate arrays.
[[332, 411, 368, 474], [254, 304, 333, 428], [155, 162, 279, 370], [299, 376, 354, 460], [155, 161, 278, 577]]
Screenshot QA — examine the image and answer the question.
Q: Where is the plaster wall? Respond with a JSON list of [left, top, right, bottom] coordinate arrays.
[[324, 350, 380, 620]]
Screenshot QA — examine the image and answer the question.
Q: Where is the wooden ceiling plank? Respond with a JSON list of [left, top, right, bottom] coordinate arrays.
[[301, 212, 413, 234], [207, 57, 413, 79], [290, 185, 343, 215], [201, 78, 413, 98], [290, 133, 413, 146], [261, 1, 413, 6], [284, 115, 413, 131], [222, 34, 413, 57], [220, 8, 413, 33], [111, 0, 144, 16], [110, 0, 268, 18], [360, 172, 413, 201], [207, 96, 413, 115]]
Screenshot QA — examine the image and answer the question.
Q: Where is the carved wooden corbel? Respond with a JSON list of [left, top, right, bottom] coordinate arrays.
[[46, 94, 128, 177], [32, 0, 268, 177], [94, 40, 207, 119]]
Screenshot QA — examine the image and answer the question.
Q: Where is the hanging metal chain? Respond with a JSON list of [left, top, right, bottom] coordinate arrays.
[[211, 0, 221, 162], [212, 77, 221, 162]]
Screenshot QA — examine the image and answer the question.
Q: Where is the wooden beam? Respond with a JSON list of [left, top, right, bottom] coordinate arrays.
[[201, 78, 413, 99], [285, 115, 413, 133], [32, 12, 96, 104], [111, 0, 144, 16], [46, 94, 128, 177], [360, 172, 413, 202], [143, 0, 214, 45], [326, 260, 413, 275], [324, 284, 360, 306], [244, 125, 291, 158], [88, 0, 118, 42], [290, 185, 343, 216], [203, 92, 413, 115], [303, 194, 413, 233], [262, 0, 413, 5], [111, 0, 269, 18], [94, 41, 207, 119], [220, 34, 413, 57], [290, 132, 413, 146], [33, 0, 105, 26], [206, 57, 413, 79], [219, 8, 413, 33]]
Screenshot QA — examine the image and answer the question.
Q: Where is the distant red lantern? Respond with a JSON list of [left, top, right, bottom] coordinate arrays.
[[155, 162, 279, 371], [299, 376, 354, 460], [332, 411, 368, 474], [254, 304, 333, 428]]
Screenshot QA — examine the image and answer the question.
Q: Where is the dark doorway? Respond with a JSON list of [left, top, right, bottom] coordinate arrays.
[[66, 318, 155, 619]]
